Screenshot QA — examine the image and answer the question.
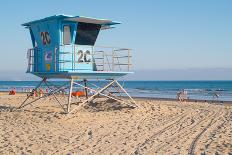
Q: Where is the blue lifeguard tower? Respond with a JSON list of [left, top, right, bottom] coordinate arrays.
[[19, 15, 138, 113]]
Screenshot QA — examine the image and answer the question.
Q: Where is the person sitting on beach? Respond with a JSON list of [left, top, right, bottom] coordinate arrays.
[[9, 88, 16, 95], [27, 88, 36, 98], [39, 89, 44, 97], [33, 89, 38, 98]]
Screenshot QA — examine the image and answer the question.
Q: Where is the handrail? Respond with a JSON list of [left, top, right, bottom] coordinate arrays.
[[26, 45, 132, 73]]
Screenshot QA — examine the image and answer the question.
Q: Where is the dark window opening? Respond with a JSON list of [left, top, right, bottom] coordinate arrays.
[[75, 22, 101, 46]]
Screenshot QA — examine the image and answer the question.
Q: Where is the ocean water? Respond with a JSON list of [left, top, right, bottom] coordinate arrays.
[[124, 81, 232, 101], [0, 81, 232, 101]]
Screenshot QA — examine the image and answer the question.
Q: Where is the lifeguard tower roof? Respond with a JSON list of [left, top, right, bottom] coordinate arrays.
[[23, 14, 132, 79], [22, 14, 121, 30]]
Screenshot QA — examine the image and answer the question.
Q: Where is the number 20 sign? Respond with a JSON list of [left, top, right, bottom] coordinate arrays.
[[78, 50, 92, 63], [40, 32, 51, 45]]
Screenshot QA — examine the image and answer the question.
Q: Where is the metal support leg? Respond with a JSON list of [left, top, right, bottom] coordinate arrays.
[[69, 79, 139, 114], [69, 80, 116, 114], [19, 81, 69, 110], [18, 77, 46, 109], [115, 80, 140, 108], [115, 81, 135, 103], [18, 78, 137, 114], [67, 78, 73, 113], [44, 81, 66, 112]]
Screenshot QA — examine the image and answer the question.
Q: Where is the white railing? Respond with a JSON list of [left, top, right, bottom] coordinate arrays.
[[26, 48, 35, 73], [26, 45, 132, 73], [93, 46, 132, 72]]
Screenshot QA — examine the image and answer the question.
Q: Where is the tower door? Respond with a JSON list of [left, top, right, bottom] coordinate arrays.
[[60, 25, 73, 71]]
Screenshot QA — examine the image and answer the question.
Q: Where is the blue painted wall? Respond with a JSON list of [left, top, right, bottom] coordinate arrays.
[[30, 19, 60, 72], [27, 17, 95, 74]]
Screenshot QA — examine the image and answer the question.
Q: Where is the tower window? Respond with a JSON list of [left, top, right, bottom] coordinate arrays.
[[75, 23, 101, 46], [63, 25, 71, 45]]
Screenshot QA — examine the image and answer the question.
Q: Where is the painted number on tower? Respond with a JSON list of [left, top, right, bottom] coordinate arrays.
[[78, 50, 91, 63], [40, 32, 51, 45]]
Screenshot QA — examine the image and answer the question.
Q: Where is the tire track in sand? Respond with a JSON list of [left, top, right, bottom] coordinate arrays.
[[188, 107, 223, 155], [150, 107, 222, 154]]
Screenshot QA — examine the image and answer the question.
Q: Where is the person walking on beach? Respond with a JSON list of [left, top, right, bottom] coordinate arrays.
[[177, 91, 182, 101], [177, 89, 188, 102], [183, 89, 188, 101]]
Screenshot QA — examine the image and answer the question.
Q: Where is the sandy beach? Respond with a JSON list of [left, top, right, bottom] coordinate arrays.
[[0, 92, 231, 155]]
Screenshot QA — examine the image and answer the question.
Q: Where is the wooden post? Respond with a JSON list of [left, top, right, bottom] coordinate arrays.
[[67, 78, 73, 113], [84, 79, 88, 99]]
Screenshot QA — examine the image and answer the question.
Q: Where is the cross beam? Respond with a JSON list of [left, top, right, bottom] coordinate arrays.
[[18, 78, 138, 114]]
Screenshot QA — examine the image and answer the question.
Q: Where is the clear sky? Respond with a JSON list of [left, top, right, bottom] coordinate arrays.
[[0, 0, 232, 80]]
